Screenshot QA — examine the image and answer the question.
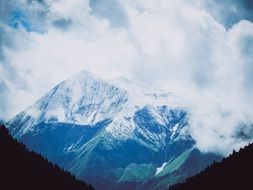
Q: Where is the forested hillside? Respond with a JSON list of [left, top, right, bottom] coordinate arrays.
[[0, 125, 94, 190], [169, 143, 253, 190]]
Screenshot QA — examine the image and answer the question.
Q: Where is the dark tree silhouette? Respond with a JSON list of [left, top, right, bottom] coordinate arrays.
[[169, 142, 253, 190], [0, 124, 94, 190]]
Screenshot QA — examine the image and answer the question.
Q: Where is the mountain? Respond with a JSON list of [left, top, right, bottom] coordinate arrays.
[[0, 124, 94, 190], [135, 149, 220, 190], [6, 70, 220, 190], [169, 143, 253, 190], [0, 119, 5, 125]]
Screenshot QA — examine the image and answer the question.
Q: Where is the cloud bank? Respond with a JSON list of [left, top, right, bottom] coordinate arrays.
[[0, 0, 253, 155]]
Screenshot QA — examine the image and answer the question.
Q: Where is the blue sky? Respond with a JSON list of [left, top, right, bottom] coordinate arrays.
[[0, 0, 253, 155]]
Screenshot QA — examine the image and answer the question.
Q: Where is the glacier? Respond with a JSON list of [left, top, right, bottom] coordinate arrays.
[[7, 70, 220, 190]]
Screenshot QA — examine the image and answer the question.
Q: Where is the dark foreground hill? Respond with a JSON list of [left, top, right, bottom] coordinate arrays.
[[0, 124, 94, 190], [169, 143, 253, 190]]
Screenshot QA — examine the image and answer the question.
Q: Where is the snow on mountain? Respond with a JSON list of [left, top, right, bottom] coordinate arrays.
[[155, 162, 168, 175], [6, 70, 219, 190], [8, 70, 126, 137], [8, 69, 191, 141]]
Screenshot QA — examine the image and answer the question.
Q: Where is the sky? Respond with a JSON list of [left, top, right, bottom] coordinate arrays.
[[0, 0, 253, 156]]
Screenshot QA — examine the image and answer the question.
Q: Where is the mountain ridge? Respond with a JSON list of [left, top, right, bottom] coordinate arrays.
[[6, 70, 220, 190]]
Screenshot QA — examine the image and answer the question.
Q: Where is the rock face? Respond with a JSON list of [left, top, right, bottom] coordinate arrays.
[[7, 70, 220, 190]]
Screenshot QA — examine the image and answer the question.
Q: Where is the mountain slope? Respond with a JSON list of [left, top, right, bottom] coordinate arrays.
[[136, 148, 221, 190], [169, 143, 253, 190], [0, 124, 94, 190], [7, 70, 220, 190]]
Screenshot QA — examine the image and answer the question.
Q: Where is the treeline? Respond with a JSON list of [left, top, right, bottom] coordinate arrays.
[[169, 142, 253, 190], [0, 124, 94, 190]]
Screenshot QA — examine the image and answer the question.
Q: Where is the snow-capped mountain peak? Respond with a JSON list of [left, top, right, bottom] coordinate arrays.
[[8, 69, 192, 142], [7, 70, 213, 190]]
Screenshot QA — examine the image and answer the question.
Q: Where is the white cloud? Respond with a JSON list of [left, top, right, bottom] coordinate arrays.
[[0, 0, 253, 155]]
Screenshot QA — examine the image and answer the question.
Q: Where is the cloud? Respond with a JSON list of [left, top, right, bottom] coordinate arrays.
[[0, 0, 253, 156], [188, 20, 253, 155]]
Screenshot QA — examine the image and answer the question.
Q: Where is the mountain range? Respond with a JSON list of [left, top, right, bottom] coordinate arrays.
[[6, 70, 221, 190]]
